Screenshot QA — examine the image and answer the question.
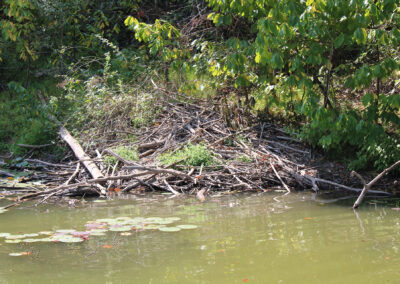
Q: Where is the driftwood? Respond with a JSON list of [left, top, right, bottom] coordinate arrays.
[[352, 160, 400, 209]]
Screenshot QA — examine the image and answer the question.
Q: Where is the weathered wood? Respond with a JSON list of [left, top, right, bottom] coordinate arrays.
[[17, 143, 53, 149], [125, 165, 195, 182], [270, 161, 291, 193], [352, 160, 400, 209], [58, 126, 103, 179], [138, 140, 165, 151], [292, 171, 390, 195], [38, 93, 103, 180]]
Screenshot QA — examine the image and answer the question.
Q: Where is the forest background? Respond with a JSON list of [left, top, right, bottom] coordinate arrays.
[[0, 0, 399, 175]]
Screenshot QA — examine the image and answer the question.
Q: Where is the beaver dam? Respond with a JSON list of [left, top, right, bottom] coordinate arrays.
[[0, 91, 398, 212]]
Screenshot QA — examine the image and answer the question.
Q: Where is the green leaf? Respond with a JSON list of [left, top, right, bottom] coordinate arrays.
[[271, 53, 283, 69], [334, 34, 345, 48], [354, 28, 367, 45], [362, 93, 374, 106]]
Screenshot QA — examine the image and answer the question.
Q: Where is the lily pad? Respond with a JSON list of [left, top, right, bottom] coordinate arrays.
[[89, 231, 106, 236], [71, 231, 90, 238], [85, 223, 106, 230], [104, 219, 122, 226], [55, 235, 84, 243], [56, 229, 76, 234], [23, 233, 39, 237], [89, 229, 107, 233], [6, 234, 26, 239], [177, 225, 198, 229], [109, 226, 131, 232], [36, 238, 54, 242], [165, 217, 181, 222], [0, 233, 11, 238], [38, 231, 54, 235], [5, 239, 22, 243], [23, 238, 41, 243], [159, 227, 181, 232], [143, 224, 165, 230], [144, 217, 164, 223]]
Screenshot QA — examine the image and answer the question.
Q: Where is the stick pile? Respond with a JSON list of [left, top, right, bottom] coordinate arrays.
[[2, 93, 395, 209]]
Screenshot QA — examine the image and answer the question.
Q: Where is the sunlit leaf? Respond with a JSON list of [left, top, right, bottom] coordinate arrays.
[[159, 227, 181, 232]]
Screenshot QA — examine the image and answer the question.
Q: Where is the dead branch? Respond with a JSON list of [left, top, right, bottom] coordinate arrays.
[[163, 179, 181, 195], [17, 143, 53, 149], [270, 161, 291, 193], [352, 160, 400, 209]]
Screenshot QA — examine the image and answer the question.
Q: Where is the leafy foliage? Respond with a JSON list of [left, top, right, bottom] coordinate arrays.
[[159, 144, 215, 167], [104, 146, 138, 166], [0, 0, 399, 174], [0, 82, 56, 154]]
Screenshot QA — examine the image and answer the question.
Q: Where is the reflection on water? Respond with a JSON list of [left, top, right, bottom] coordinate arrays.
[[0, 192, 399, 283]]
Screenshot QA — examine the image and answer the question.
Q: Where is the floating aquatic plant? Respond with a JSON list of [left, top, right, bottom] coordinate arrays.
[[109, 226, 132, 232], [23, 233, 39, 237], [38, 231, 54, 235], [6, 234, 26, 239], [159, 227, 181, 232], [9, 252, 31, 256], [23, 238, 42, 243], [2, 215, 199, 252], [5, 239, 22, 244], [55, 235, 84, 243], [177, 225, 198, 229]]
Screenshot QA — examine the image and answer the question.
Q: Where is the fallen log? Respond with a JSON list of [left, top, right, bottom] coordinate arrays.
[[38, 93, 103, 180], [58, 126, 103, 179]]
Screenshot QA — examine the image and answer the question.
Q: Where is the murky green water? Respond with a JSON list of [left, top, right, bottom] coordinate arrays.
[[1, 192, 400, 283]]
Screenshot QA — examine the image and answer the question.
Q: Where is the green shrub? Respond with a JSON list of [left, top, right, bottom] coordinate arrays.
[[0, 82, 57, 155], [236, 154, 253, 163], [159, 144, 215, 167], [104, 146, 138, 166]]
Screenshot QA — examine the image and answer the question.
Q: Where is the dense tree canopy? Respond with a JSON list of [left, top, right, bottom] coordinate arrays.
[[0, 0, 399, 172]]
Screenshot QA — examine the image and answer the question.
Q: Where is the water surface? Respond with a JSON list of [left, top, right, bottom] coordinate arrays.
[[0, 192, 399, 283]]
